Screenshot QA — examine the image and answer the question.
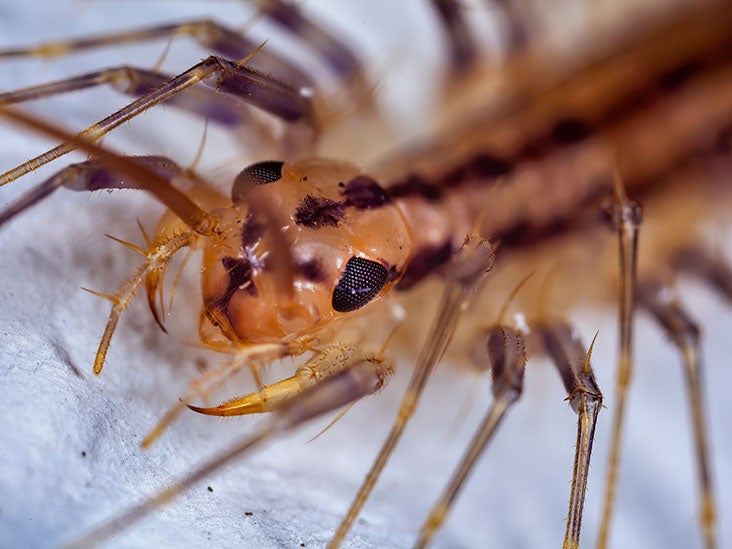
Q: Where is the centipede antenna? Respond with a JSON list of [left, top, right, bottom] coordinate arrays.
[[415, 323, 527, 548], [70, 358, 392, 549], [328, 236, 495, 548], [597, 169, 642, 549], [637, 279, 717, 549]]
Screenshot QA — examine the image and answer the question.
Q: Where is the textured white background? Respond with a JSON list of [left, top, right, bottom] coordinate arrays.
[[0, 2, 730, 549]]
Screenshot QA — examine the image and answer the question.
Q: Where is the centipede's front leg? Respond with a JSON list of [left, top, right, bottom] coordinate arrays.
[[70, 351, 395, 549]]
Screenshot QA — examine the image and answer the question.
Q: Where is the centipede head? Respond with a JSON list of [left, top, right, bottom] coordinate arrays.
[[201, 158, 414, 343]]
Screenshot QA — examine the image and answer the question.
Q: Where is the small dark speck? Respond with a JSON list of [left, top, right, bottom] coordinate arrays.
[[338, 181, 344, 187], [194, 357, 208, 373], [81, 451, 87, 457], [244, 511, 253, 516], [300, 543, 306, 547], [207, 486, 213, 492], [303, 176, 308, 181]]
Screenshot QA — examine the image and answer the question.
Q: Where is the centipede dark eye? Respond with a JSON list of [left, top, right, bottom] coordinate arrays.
[[231, 161, 284, 202], [332, 257, 388, 313]]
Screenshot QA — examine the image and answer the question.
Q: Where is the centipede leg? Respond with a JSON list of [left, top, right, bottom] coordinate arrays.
[[429, 0, 480, 75], [141, 338, 313, 448], [0, 154, 193, 227], [188, 344, 371, 416], [415, 325, 527, 548], [0, 18, 314, 90], [0, 53, 317, 187], [328, 236, 495, 548], [0, 108, 216, 234], [637, 279, 717, 549], [253, 0, 367, 92], [534, 322, 603, 549], [598, 176, 642, 549], [672, 246, 732, 302], [70, 355, 393, 548], [0, 66, 260, 132]]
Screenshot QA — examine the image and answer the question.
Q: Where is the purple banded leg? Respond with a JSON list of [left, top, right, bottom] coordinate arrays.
[[253, 0, 366, 89], [0, 55, 317, 188], [0, 155, 188, 227], [0, 66, 258, 129], [0, 108, 214, 234], [0, 7, 369, 97], [429, 0, 481, 74], [0, 19, 314, 91]]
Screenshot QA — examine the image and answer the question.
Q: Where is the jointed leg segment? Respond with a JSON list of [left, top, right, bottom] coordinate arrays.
[[637, 279, 717, 549]]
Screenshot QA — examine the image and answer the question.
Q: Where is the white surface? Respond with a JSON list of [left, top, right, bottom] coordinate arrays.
[[0, 2, 731, 549]]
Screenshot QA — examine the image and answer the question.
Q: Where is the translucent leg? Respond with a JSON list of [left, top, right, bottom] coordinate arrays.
[[415, 325, 526, 548], [597, 175, 642, 549], [638, 279, 717, 549], [535, 322, 603, 549], [328, 236, 495, 547]]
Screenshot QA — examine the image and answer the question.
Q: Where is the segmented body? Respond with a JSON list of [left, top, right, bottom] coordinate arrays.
[[0, 1, 731, 548]]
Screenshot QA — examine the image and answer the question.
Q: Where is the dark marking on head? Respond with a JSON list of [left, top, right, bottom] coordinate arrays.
[[232, 161, 283, 202], [551, 118, 593, 145], [221, 256, 257, 297], [294, 195, 345, 228], [241, 213, 265, 248], [396, 240, 453, 290], [205, 256, 257, 333], [386, 264, 400, 283], [387, 174, 442, 201], [342, 176, 390, 210], [297, 258, 324, 282]]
